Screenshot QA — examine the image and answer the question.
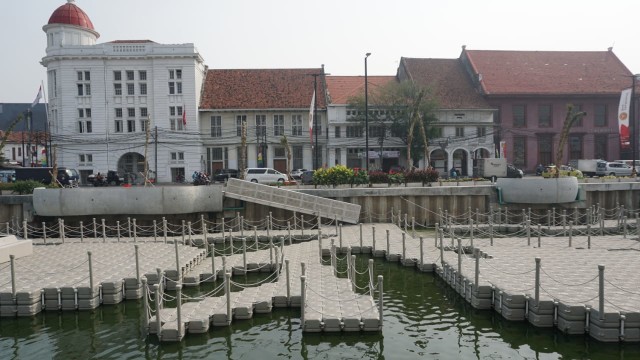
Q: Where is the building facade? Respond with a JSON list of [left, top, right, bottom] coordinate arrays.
[[42, 0, 205, 183]]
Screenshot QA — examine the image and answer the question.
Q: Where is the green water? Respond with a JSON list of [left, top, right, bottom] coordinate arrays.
[[0, 257, 636, 359]]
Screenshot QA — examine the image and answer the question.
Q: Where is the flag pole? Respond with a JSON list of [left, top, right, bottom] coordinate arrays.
[[41, 81, 51, 167]]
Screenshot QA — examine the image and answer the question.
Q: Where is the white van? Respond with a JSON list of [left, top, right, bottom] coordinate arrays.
[[243, 168, 289, 184]]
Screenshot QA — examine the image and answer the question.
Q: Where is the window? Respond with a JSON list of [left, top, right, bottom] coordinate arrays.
[[169, 106, 184, 130], [211, 116, 222, 137], [334, 126, 341, 138], [78, 108, 92, 133], [168, 69, 182, 94], [140, 118, 147, 132], [139, 83, 147, 95], [347, 125, 363, 138], [455, 127, 464, 137], [273, 115, 284, 136], [126, 70, 134, 81], [569, 134, 583, 159], [595, 134, 608, 160], [571, 104, 583, 126], [48, 70, 57, 98], [79, 154, 93, 165], [114, 71, 122, 81], [127, 83, 135, 95], [77, 71, 91, 96], [127, 108, 135, 117], [293, 146, 303, 169], [114, 83, 122, 95], [538, 134, 553, 166], [115, 120, 123, 133], [538, 104, 552, 127], [255, 115, 266, 137], [274, 147, 286, 157], [513, 136, 526, 168], [291, 115, 302, 136], [127, 119, 136, 132], [594, 104, 607, 127], [476, 126, 487, 140], [140, 107, 148, 118], [236, 115, 246, 136], [513, 105, 526, 127], [115, 108, 123, 118], [171, 152, 185, 161], [139, 70, 147, 81], [370, 126, 386, 138]]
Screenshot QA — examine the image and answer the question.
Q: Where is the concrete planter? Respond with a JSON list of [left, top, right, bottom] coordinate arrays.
[[496, 177, 579, 204]]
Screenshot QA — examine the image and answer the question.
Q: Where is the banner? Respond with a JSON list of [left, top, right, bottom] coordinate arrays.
[[309, 90, 315, 146], [499, 141, 507, 160], [618, 88, 632, 149]]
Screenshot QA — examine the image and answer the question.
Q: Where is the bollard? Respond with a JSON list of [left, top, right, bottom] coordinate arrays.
[[153, 220, 158, 243], [117, 221, 121, 242], [163, 218, 168, 243], [598, 264, 605, 320], [242, 238, 247, 275], [101, 219, 106, 242], [42, 222, 47, 244], [225, 272, 232, 325], [181, 220, 186, 245], [133, 219, 138, 243], [127, 217, 131, 237], [10, 255, 16, 297], [301, 215, 305, 236], [535, 257, 541, 306], [210, 244, 216, 280], [285, 259, 291, 304], [469, 219, 474, 249], [587, 223, 591, 249], [88, 251, 94, 294], [537, 224, 541, 247], [141, 277, 149, 330], [526, 220, 531, 246], [569, 221, 573, 247], [490, 222, 494, 246], [93, 218, 97, 240], [174, 240, 181, 282], [378, 275, 384, 327], [300, 275, 306, 326], [420, 236, 424, 266], [134, 245, 140, 285], [154, 284, 161, 334], [474, 248, 480, 293], [80, 221, 84, 242]]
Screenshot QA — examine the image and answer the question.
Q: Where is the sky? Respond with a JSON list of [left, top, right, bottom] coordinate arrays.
[[2, 0, 640, 103]]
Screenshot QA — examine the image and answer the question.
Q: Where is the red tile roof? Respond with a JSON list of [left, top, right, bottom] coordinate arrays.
[[325, 76, 397, 104], [200, 69, 327, 110], [399, 57, 491, 109], [463, 49, 633, 96], [48, 0, 95, 31]]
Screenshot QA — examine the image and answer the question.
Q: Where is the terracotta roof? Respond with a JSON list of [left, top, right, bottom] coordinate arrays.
[[325, 76, 397, 104], [200, 68, 327, 110], [399, 57, 491, 109], [48, 0, 95, 31], [109, 40, 155, 44], [463, 49, 633, 95]]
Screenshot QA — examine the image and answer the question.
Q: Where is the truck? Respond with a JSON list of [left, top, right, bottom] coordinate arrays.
[[15, 167, 79, 186], [568, 159, 603, 177], [477, 158, 523, 181]]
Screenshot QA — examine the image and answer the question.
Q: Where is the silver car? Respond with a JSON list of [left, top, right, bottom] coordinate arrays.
[[595, 161, 633, 177]]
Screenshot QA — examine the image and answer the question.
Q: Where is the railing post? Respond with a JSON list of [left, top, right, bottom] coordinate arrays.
[[101, 219, 106, 242], [153, 220, 157, 242], [154, 284, 161, 335], [439, 229, 445, 268], [469, 219, 474, 249], [598, 264, 605, 320], [10, 255, 16, 298], [181, 220, 186, 245], [163, 218, 168, 243], [378, 275, 384, 327], [569, 221, 573, 247], [42, 222, 47, 244], [93, 218, 97, 240], [187, 221, 193, 246], [300, 275, 306, 327], [202, 219, 207, 246], [80, 221, 84, 242], [285, 259, 291, 304], [386, 229, 390, 258], [340, 224, 344, 249], [402, 232, 406, 262], [176, 285, 183, 339], [457, 238, 462, 291], [117, 221, 121, 242], [88, 251, 94, 294], [141, 277, 148, 330], [474, 248, 480, 293], [287, 221, 292, 245], [225, 272, 232, 325], [210, 244, 216, 281], [419, 236, 424, 266], [526, 220, 531, 246], [174, 240, 181, 283], [242, 238, 247, 275], [135, 244, 141, 286], [368, 259, 374, 296], [127, 217, 131, 237], [535, 257, 541, 307]]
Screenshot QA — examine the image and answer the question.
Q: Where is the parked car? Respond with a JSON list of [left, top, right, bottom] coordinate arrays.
[[300, 170, 315, 185], [596, 161, 633, 177], [243, 168, 289, 184], [213, 169, 239, 182], [290, 169, 308, 180], [542, 165, 583, 178]]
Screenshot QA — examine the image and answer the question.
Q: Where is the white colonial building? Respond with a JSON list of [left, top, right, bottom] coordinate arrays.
[[42, 0, 205, 183]]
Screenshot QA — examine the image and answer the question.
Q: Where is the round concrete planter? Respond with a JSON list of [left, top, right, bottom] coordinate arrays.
[[496, 177, 579, 204]]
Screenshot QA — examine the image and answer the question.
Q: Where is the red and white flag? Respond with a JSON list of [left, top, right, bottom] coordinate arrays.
[[32, 85, 42, 108], [182, 106, 187, 126], [309, 90, 315, 146]]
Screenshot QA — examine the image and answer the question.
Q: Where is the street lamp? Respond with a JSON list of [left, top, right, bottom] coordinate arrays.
[[365, 52, 371, 173]]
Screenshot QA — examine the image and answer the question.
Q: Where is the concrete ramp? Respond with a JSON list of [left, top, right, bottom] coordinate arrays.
[[224, 178, 361, 224]]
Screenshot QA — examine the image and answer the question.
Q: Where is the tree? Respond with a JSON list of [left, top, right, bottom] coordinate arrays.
[[280, 135, 292, 179], [554, 104, 586, 178], [347, 81, 439, 169]]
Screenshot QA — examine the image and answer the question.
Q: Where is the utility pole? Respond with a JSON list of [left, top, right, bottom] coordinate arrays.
[[154, 126, 158, 182], [143, 116, 151, 186]]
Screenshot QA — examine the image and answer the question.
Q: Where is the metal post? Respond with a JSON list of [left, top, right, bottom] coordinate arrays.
[[547, 210, 551, 230], [42, 222, 47, 244], [181, 220, 186, 245], [285, 259, 290, 304], [300, 275, 306, 326], [101, 219, 106, 242], [368, 259, 374, 296], [210, 244, 216, 280], [372, 226, 377, 254], [569, 221, 573, 247], [402, 232, 406, 262], [598, 264, 605, 320], [386, 229, 390, 257], [587, 223, 591, 249], [359, 223, 362, 249], [163, 218, 167, 243], [154, 284, 161, 335], [10, 255, 16, 297], [117, 221, 121, 242], [240, 216, 245, 237], [153, 220, 157, 242], [469, 219, 474, 249], [133, 219, 138, 243], [420, 236, 424, 266], [288, 221, 292, 245], [378, 275, 384, 327], [301, 215, 305, 236], [134, 245, 140, 285], [80, 221, 84, 242], [88, 251, 94, 294], [242, 238, 247, 275], [141, 277, 148, 330], [174, 240, 181, 282], [474, 248, 480, 293], [490, 222, 494, 246], [176, 285, 184, 338], [92, 218, 97, 240], [225, 272, 231, 325], [457, 238, 462, 291], [538, 224, 541, 248], [535, 257, 540, 306], [351, 254, 357, 292], [127, 217, 131, 237], [340, 224, 344, 249], [439, 229, 445, 268]]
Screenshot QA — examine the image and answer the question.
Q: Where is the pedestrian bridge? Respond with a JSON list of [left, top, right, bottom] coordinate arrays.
[[224, 178, 361, 224]]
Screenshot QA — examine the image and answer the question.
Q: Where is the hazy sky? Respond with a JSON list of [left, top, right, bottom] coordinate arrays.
[[2, 0, 639, 103]]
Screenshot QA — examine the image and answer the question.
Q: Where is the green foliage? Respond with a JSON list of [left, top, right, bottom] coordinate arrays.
[[10, 180, 46, 195], [404, 168, 439, 183], [313, 165, 354, 187], [388, 172, 405, 184], [368, 171, 388, 183], [351, 168, 369, 186]]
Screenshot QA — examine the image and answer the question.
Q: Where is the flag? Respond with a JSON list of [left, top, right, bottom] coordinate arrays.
[[32, 85, 42, 108], [618, 88, 632, 149], [182, 106, 187, 126], [309, 90, 315, 146]]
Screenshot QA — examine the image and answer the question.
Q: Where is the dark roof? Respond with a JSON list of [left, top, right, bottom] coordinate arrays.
[[326, 76, 397, 104], [463, 49, 633, 95], [200, 68, 327, 110], [48, 0, 95, 31], [399, 57, 491, 109], [0, 104, 48, 132]]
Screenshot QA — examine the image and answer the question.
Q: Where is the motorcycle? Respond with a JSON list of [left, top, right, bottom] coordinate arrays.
[[192, 171, 211, 186]]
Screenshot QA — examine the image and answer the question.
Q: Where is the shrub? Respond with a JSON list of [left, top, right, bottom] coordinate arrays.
[[388, 173, 405, 184], [11, 180, 46, 195], [405, 168, 439, 183], [368, 171, 388, 184], [313, 165, 354, 187]]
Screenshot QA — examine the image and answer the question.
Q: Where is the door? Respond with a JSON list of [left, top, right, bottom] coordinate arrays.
[[273, 159, 287, 174]]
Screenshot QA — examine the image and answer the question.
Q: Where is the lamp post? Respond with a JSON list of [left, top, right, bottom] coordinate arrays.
[[365, 52, 371, 173]]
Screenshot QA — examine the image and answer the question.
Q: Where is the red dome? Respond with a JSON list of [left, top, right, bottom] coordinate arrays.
[[48, 1, 95, 31]]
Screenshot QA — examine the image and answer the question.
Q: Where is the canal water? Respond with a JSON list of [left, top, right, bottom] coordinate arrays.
[[0, 256, 636, 359]]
